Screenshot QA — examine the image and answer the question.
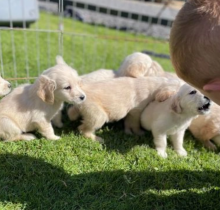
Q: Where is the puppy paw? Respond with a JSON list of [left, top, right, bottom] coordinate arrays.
[[157, 150, 167, 158], [22, 134, 37, 141], [203, 140, 217, 151], [124, 128, 133, 135], [52, 121, 63, 128], [4, 134, 36, 142], [80, 130, 105, 144], [175, 149, 187, 157], [95, 136, 105, 144], [68, 106, 80, 121], [47, 135, 60, 140]]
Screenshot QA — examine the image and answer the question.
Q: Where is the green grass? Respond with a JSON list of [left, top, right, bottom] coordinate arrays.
[[0, 12, 173, 84], [0, 13, 220, 210]]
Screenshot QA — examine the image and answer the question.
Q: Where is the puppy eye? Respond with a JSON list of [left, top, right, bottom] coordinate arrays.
[[189, 90, 197, 95], [64, 86, 71, 90]]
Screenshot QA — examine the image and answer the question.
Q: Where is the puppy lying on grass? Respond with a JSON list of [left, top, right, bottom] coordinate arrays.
[[68, 77, 181, 143], [141, 84, 211, 158], [0, 56, 86, 142], [66, 51, 180, 122], [0, 76, 11, 97], [189, 102, 220, 151], [54, 52, 163, 127]]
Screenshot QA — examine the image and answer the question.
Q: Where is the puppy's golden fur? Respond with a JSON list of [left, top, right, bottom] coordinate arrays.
[[79, 52, 163, 82], [0, 56, 86, 141], [170, 0, 220, 105], [66, 52, 180, 123], [68, 77, 181, 142], [189, 102, 220, 150], [117, 52, 154, 77], [80, 69, 117, 83], [141, 83, 211, 158]]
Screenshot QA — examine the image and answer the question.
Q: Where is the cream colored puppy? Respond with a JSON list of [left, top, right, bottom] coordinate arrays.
[[118, 52, 157, 77], [189, 103, 220, 150], [141, 84, 211, 158], [0, 56, 86, 142], [68, 77, 181, 143], [80, 52, 159, 83], [0, 76, 11, 96], [66, 53, 177, 124]]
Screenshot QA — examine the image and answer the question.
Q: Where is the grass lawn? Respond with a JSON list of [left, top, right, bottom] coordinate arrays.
[[0, 13, 220, 210]]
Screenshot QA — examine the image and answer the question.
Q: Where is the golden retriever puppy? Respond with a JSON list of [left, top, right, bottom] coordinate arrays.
[[80, 52, 163, 83], [189, 102, 220, 151], [54, 52, 154, 127], [68, 77, 181, 143], [141, 83, 211, 158], [117, 52, 163, 77], [0, 56, 86, 142], [169, 0, 220, 105], [0, 76, 11, 96], [52, 69, 117, 127], [66, 53, 177, 122]]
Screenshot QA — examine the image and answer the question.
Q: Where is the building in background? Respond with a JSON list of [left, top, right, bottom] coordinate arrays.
[[0, 0, 39, 27], [38, 0, 183, 39]]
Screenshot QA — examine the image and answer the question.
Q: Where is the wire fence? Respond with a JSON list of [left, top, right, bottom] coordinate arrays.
[[0, 0, 184, 85]]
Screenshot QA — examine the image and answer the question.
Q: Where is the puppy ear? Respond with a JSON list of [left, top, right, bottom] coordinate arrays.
[[37, 75, 56, 104], [171, 97, 182, 113], [155, 89, 177, 102], [203, 79, 220, 91], [56, 55, 66, 65], [126, 63, 147, 78]]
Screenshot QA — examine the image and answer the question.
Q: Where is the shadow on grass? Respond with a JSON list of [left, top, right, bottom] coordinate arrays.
[[0, 154, 219, 209], [55, 113, 209, 155], [57, 119, 155, 154]]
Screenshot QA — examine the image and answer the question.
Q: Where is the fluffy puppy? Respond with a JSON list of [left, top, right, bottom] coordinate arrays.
[[0, 56, 86, 141], [189, 102, 220, 151], [66, 53, 178, 122], [169, 0, 220, 105], [0, 76, 11, 96], [54, 52, 154, 127], [68, 77, 181, 143], [117, 52, 161, 77], [79, 52, 161, 83], [141, 83, 211, 158], [118, 52, 179, 79], [52, 68, 117, 127]]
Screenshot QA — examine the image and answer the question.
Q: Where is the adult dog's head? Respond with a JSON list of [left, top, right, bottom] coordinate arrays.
[[35, 56, 86, 105], [171, 83, 211, 116], [0, 76, 11, 97]]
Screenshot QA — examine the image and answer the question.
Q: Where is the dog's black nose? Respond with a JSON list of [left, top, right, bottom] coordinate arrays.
[[79, 95, 85, 101], [204, 96, 210, 101], [8, 84, 11, 89]]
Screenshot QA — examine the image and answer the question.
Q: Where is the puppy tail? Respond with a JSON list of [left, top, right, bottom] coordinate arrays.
[[56, 55, 66, 65]]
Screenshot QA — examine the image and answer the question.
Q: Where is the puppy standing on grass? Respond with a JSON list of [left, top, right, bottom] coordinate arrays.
[[68, 77, 181, 143], [141, 84, 211, 158], [0, 56, 86, 142]]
